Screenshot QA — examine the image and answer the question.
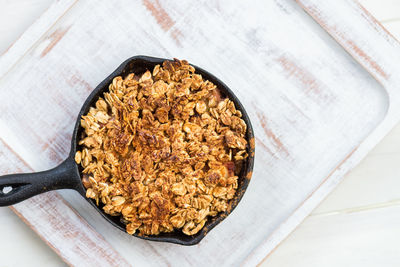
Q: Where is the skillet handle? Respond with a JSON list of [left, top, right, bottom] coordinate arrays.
[[0, 158, 80, 206]]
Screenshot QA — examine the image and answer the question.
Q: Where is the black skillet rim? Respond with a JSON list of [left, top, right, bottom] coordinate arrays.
[[70, 55, 255, 246]]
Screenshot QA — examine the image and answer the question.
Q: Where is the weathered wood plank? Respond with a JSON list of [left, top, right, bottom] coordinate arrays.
[[297, 0, 400, 89], [359, 0, 400, 22], [245, 1, 400, 264], [1, 0, 400, 266], [0, 138, 130, 266], [381, 21, 400, 42], [0, 207, 64, 266], [261, 204, 400, 267], [0, 0, 53, 55], [314, 122, 400, 214], [0, 0, 77, 78]]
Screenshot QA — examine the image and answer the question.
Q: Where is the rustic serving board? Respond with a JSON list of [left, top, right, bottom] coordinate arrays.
[[1, 0, 400, 266]]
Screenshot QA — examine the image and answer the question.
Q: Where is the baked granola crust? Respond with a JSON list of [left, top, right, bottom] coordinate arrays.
[[76, 59, 248, 236]]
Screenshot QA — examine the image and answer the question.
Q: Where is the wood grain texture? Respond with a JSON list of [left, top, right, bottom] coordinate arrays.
[[0, 140, 130, 266], [359, 0, 400, 22], [0, 0, 53, 55], [246, 1, 400, 265], [313, 125, 400, 214], [0, 1, 130, 266], [262, 203, 400, 267], [1, 0, 400, 266], [0, 0, 77, 78]]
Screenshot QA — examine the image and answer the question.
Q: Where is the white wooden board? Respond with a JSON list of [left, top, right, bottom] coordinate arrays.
[[1, 0, 400, 266], [263, 203, 400, 267]]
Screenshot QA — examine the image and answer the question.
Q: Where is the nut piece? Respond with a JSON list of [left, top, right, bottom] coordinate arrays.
[[82, 174, 91, 189], [77, 59, 248, 236]]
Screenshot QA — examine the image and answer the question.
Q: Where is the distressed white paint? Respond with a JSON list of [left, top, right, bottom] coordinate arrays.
[[0, 0, 400, 266], [359, 0, 400, 22], [0, 0, 53, 55], [0, 140, 130, 266], [246, 0, 400, 265], [262, 203, 400, 267]]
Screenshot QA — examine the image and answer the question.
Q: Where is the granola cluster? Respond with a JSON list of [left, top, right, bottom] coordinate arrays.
[[75, 59, 248, 236]]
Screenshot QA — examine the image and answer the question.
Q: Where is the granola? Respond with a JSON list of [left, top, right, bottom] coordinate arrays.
[[76, 59, 248, 236]]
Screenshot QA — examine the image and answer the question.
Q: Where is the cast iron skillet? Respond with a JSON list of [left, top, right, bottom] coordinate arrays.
[[0, 56, 255, 245]]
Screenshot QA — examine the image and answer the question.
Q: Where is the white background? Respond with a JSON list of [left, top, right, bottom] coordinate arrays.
[[1, 0, 400, 266]]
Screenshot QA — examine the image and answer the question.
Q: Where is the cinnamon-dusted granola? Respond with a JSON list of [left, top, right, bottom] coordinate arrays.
[[76, 59, 248, 236]]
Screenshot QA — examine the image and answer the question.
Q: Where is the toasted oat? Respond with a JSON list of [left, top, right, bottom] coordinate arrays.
[[76, 59, 248, 236]]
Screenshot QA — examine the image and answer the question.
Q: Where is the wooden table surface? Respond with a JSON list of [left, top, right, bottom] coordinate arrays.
[[1, 0, 400, 266]]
